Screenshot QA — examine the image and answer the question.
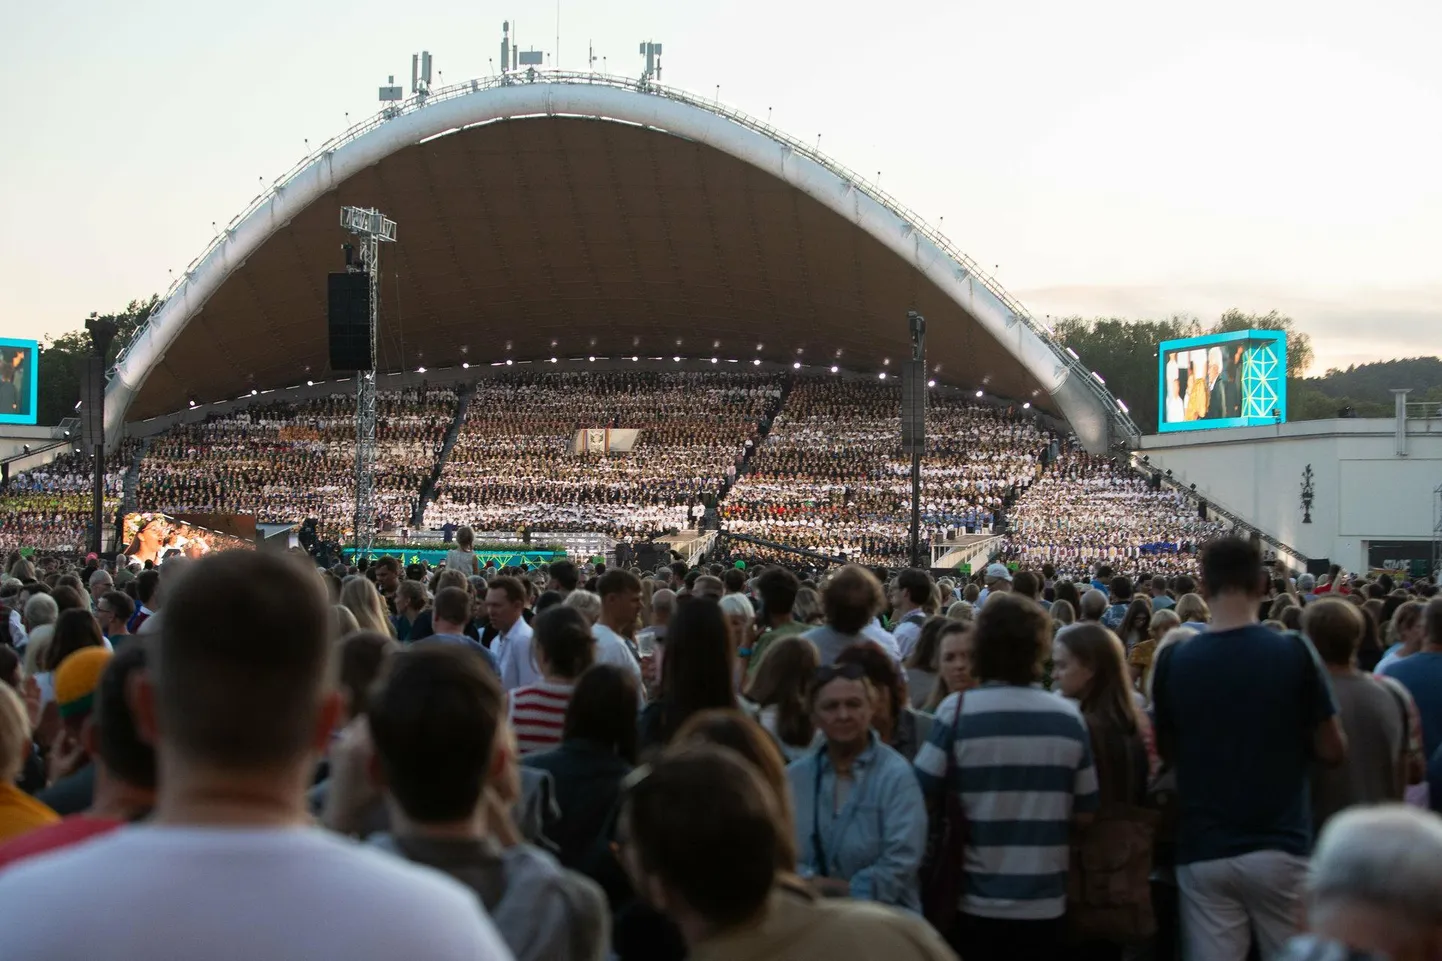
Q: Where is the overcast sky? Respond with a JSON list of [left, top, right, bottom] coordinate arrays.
[[3, 0, 1439, 375]]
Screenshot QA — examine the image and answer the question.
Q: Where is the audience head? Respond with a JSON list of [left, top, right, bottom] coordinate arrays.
[[484, 576, 526, 634], [564, 664, 639, 764], [821, 565, 885, 634], [94, 645, 158, 792], [531, 606, 595, 681], [547, 560, 580, 594], [563, 589, 602, 626], [335, 630, 399, 720], [1302, 805, 1442, 961], [671, 709, 797, 871], [1200, 536, 1266, 601], [1079, 589, 1108, 623], [431, 587, 472, 636], [619, 746, 780, 939], [44, 607, 105, 672], [650, 588, 677, 626], [339, 575, 392, 636], [972, 593, 1047, 685], [1052, 623, 1138, 733], [753, 567, 799, 622], [597, 569, 643, 629], [142, 551, 336, 782], [369, 644, 507, 827]]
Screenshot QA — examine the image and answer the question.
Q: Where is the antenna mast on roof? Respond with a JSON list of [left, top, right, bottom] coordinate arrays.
[[410, 51, 434, 102], [378, 74, 403, 119], [639, 40, 663, 88]]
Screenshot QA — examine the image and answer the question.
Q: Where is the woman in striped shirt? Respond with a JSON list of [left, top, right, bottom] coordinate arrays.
[[509, 606, 596, 756]]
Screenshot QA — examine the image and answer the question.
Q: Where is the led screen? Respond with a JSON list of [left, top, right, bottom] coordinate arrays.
[[1157, 330, 1286, 433], [0, 338, 38, 426]]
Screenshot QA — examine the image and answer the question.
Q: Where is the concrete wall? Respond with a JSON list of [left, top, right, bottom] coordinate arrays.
[[1139, 417, 1442, 572]]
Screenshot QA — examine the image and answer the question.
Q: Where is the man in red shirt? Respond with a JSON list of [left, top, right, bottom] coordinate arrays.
[[0, 645, 154, 870]]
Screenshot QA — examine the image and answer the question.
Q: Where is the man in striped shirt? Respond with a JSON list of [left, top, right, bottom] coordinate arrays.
[[914, 593, 1098, 961]]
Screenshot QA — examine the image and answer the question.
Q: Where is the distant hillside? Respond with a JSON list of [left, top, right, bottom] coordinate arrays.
[[1289, 356, 1442, 420]]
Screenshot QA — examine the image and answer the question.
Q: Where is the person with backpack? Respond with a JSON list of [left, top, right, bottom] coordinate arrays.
[[890, 569, 936, 661]]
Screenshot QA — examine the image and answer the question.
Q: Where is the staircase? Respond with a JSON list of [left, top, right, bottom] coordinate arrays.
[[411, 383, 475, 526]]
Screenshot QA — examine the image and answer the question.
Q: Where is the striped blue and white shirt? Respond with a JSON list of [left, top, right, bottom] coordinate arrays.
[[914, 683, 1099, 920]]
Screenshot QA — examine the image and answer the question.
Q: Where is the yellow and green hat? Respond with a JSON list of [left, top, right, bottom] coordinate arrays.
[[55, 647, 112, 720]]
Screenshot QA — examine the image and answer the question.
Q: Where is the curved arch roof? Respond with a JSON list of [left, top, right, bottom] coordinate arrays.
[[108, 73, 1135, 451]]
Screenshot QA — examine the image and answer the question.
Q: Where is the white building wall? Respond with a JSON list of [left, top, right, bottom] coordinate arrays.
[[1139, 417, 1442, 572]]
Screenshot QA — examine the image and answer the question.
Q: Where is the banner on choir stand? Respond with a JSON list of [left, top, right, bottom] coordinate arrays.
[[571, 428, 640, 454]]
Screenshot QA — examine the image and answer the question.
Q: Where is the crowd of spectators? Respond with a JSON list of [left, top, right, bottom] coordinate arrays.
[[722, 378, 1050, 565], [2, 539, 1440, 961], [0, 447, 132, 554], [1000, 450, 1229, 580], [425, 372, 782, 538], [135, 386, 457, 538]]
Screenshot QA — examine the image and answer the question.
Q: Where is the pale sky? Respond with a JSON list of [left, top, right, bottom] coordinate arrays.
[[3, 0, 1439, 375]]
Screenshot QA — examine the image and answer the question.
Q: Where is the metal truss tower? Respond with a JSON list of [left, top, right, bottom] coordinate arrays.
[[340, 206, 397, 556]]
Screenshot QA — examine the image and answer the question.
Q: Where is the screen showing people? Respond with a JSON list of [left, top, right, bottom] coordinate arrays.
[[121, 512, 255, 565], [1158, 330, 1286, 433], [0, 339, 38, 425]]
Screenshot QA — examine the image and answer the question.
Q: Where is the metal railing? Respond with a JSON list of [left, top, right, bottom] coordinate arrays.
[[111, 70, 1140, 444]]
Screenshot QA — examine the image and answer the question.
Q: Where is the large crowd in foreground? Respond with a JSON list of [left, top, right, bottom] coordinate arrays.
[[0, 372, 1218, 580], [0, 536, 1440, 961]]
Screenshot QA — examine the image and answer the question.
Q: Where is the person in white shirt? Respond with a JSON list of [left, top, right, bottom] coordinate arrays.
[[0, 550, 512, 961], [888, 569, 934, 660], [488, 576, 538, 690], [591, 570, 645, 701]]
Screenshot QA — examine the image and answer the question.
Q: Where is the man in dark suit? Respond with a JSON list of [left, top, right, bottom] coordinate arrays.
[[1206, 348, 1229, 420]]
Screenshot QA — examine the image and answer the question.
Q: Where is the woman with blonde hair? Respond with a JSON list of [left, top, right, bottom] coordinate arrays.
[[331, 604, 360, 640], [1175, 593, 1210, 631], [1050, 599, 1076, 629], [0, 683, 57, 841], [340, 576, 394, 637]]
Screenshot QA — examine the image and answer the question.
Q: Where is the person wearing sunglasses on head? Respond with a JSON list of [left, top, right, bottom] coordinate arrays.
[[785, 661, 926, 911]]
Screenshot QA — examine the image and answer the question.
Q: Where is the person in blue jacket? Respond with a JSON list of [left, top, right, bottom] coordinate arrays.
[[787, 661, 926, 912]]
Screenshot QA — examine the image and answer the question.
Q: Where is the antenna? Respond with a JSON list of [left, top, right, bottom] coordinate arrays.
[[589, 40, 597, 72], [378, 73, 403, 117], [410, 51, 434, 100], [639, 40, 663, 85], [501, 21, 510, 75], [555, 0, 560, 70]]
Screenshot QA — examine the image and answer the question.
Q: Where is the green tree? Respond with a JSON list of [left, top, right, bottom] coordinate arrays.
[[37, 296, 160, 425], [1208, 308, 1313, 378], [1055, 314, 1199, 432]]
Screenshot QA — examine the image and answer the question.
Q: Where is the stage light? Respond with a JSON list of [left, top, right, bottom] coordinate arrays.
[[505, 359, 513, 366], [307, 380, 314, 386], [550, 357, 558, 363], [752, 358, 761, 366], [883, 358, 890, 366], [927, 379, 936, 387], [711, 357, 718, 364], [632, 356, 639, 362], [878, 371, 887, 380], [756, 343, 763, 351], [976, 390, 983, 397], [462, 362, 470, 369], [1091, 371, 1105, 385], [1023, 402, 1031, 409], [1118, 399, 1129, 413], [793, 362, 802, 370], [251, 389, 258, 396], [830, 366, 838, 373], [673, 356, 681, 362], [588, 356, 595, 362]]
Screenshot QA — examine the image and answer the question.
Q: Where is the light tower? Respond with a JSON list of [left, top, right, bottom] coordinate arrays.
[[339, 206, 397, 557]]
